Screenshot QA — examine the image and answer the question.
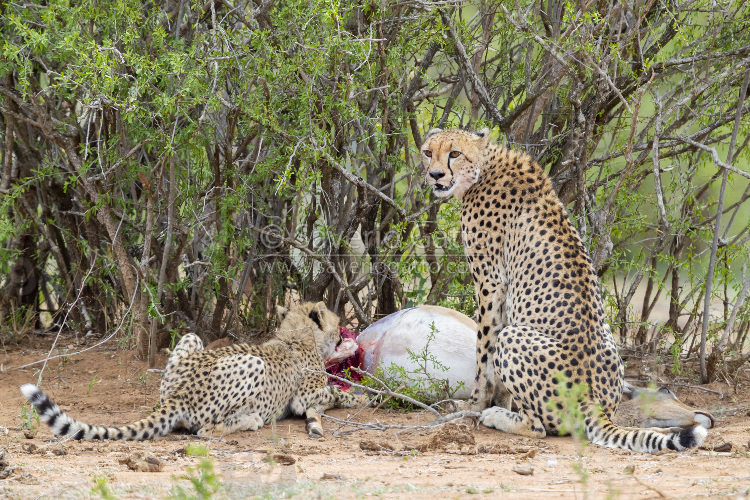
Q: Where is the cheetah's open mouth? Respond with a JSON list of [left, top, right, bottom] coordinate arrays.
[[433, 182, 453, 193]]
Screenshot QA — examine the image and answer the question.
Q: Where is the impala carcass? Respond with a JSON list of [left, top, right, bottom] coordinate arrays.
[[355, 305, 715, 430]]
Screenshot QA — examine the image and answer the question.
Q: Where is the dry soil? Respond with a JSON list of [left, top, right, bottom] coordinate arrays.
[[0, 334, 748, 499]]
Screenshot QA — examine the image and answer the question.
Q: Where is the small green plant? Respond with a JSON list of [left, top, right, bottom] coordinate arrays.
[[91, 474, 118, 500], [360, 322, 465, 409], [32, 366, 47, 384], [20, 404, 40, 430], [670, 332, 684, 374], [169, 327, 183, 349], [184, 443, 210, 457], [170, 458, 221, 499], [0, 304, 35, 344], [87, 373, 102, 395], [146, 401, 162, 414], [58, 348, 72, 365], [547, 374, 596, 492]]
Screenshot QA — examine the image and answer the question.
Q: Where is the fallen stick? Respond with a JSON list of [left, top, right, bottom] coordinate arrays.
[[306, 367, 442, 417], [322, 410, 481, 436]]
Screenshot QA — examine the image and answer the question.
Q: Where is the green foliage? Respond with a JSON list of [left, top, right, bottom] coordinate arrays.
[[91, 474, 118, 500], [87, 373, 101, 395], [184, 443, 210, 458], [0, 305, 35, 344], [19, 404, 40, 430], [547, 373, 593, 442], [670, 333, 684, 375], [170, 458, 221, 500], [547, 374, 596, 487]]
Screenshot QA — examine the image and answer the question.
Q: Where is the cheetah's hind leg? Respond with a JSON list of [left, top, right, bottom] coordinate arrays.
[[479, 325, 558, 438], [225, 411, 264, 432], [197, 411, 263, 438]]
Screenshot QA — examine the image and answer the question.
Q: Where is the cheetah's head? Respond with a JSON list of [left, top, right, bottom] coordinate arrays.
[[421, 128, 490, 200], [276, 301, 342, 361]]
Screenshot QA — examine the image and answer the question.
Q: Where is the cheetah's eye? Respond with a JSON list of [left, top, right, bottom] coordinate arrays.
[[449, 151, 461, 158], [423, 150, 432, 158]]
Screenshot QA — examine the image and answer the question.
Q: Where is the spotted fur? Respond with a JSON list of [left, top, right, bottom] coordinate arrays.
[[421, 128, 707, 452], [21, 302, 369, 441]]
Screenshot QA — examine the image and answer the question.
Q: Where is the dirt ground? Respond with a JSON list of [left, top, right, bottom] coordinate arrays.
[[0, 334, 749, 499]]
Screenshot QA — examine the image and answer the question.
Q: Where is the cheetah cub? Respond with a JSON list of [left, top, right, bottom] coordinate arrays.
[[421, 128, 706, 453], [21, 302, 369, 440]]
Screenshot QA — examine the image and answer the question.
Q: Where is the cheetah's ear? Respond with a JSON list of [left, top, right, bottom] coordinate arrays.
[[308, 309, 322, 329], [276, 305, 290, 322], [476, 128, 491, 145], [425, 128, 442, 138]]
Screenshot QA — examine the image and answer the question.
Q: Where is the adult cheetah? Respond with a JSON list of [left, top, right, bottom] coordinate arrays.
[[21, 302, 369, 440], [421, 128, 706, 452]]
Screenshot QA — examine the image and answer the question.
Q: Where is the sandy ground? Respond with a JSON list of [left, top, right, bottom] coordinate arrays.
[[0, 334, 749, 499]]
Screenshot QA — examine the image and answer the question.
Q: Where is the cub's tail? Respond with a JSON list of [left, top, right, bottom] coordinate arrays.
[[20, 384, 184, 441], [585, 404, 707, 453]]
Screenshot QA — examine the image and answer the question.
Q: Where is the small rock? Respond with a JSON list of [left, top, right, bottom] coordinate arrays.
[[51, 448, 66, 456], [321, 473, 346, 481], [701, 433, 733, 453], [119, 451, 164, 472], [268, 453, 295, 465], [23, 428, 36, 439], [624, 464, 636, 474], [21, 443, 37, 454], [512, 464, 534, 476], [713, 442, 732, 453], [360, 440, 395, 452], [521, 448, 537, 459], [0, 448, 13, 479]]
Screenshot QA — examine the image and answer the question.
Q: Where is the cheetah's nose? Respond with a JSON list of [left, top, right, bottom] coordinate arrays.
[[428, 171, 445, 181]]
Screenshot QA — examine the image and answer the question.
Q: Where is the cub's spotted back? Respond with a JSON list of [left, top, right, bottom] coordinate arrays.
[[22, 302, 370, 441]]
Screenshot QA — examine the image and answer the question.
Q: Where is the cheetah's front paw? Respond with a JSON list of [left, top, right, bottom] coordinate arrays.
[[479, 406, 510, 430], [237, 413, 264, 432]]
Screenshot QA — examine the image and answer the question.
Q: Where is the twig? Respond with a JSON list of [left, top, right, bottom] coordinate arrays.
[[655, 380, 724, 398], [306, 367, 440, 417], [323, 409, 481, 436], [18, 277, 140, 371], [583, 53, 631, 113], [149, 153, 177, 368], [665, 135, 750, 180], [439, 10, 508, 129], [698, 68, 750, 382], [325, 152, 406, 219], [630, 474, 668, 498], [249, 226, 372, 324], [32, 260, 96, 384]]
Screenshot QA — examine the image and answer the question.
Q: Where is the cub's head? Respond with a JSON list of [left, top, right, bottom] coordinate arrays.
[[276, 301, 342, 361], [421, 128, 490, 200]]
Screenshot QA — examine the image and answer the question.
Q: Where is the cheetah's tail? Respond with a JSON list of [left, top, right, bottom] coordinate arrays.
[[583, 403, 707, 453], [20, 384, 185, 441]]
